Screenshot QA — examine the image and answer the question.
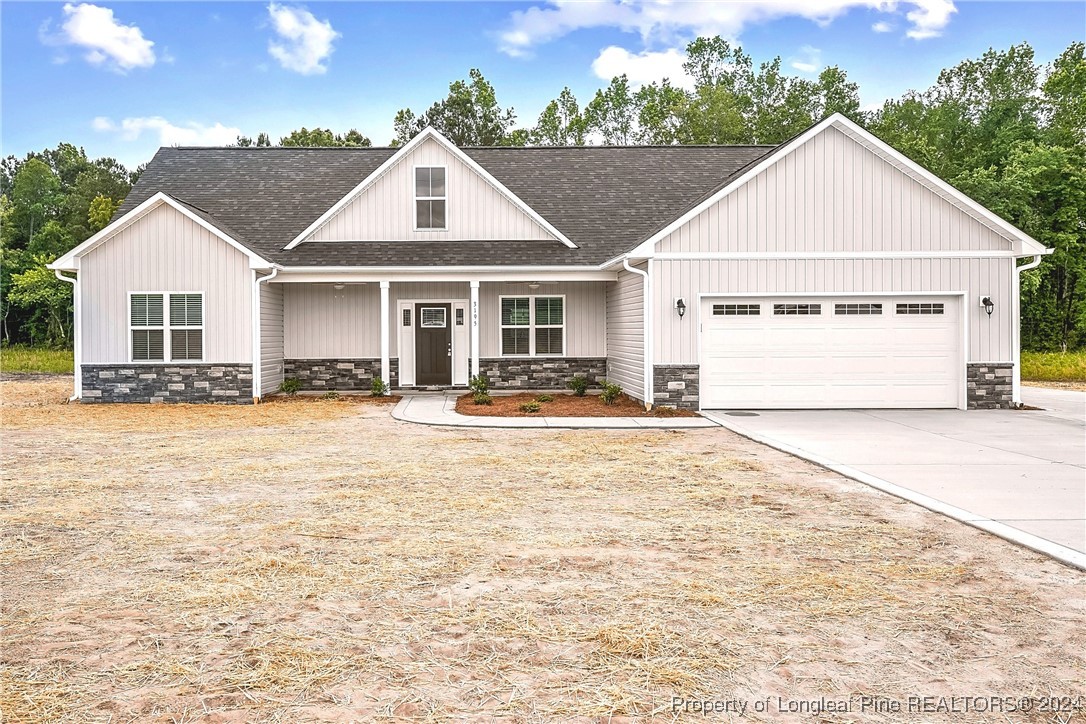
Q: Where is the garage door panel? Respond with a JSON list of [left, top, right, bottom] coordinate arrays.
[[700, 296, 961, 409]]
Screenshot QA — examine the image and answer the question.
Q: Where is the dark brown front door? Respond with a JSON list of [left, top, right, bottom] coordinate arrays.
[[415, 303, 452, 385]]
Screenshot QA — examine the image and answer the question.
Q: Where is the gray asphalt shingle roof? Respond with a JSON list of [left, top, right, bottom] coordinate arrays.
[[117, 144, 776, 267]]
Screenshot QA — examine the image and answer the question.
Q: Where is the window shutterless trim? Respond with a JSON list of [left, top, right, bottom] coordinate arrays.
[[498, 294, 566, 358], [127, 291, 204, 363], [412, 164, 448, 232]]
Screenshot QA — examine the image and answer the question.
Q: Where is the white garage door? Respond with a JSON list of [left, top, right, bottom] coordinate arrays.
[[700, 296, 962, 409]]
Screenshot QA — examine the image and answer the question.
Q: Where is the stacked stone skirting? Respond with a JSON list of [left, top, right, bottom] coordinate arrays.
[[81, 364, 253, 403], [967, 362, 1014, 409], [284, 359, 399, 391], [479, 357, 607, 390], [653, 365, 700, 410]]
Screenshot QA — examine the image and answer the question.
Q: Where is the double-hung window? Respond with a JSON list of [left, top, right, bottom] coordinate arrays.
[[130, 292, 203, 362], [500, 295, 564, 357], [414, 166, 446, 230]]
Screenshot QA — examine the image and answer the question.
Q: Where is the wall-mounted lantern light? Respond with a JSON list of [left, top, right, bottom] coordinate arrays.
[[675, 297, 687, 320], [980, 295, 994, 317]]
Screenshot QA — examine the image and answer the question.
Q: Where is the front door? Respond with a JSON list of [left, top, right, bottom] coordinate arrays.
[[415, 303, 452, 385]]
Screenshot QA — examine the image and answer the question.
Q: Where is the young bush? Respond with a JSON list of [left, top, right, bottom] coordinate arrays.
[[321, 390, 340, 400], [566, 376, 589, 397], [519, 400, 542, 413], [469, 374, 490, 395], [473, 392, 493, 405], [279, 378, 301, 396], [600, 380, 623, 405], [371, 376, 389, 397], [535, 394, 554, 403]]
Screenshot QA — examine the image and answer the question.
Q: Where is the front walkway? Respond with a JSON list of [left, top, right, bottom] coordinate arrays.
[[392, 392, 719, 429]]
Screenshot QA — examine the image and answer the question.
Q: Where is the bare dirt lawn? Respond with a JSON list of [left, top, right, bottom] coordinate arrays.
[[455, 392, 696, 417], [2, 378, 1084, 722]]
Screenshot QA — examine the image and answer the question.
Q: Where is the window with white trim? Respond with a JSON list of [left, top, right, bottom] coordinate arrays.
[[500, 296, 564, 356], [129, 293, 203, 362], [414, 166, 446, 230]]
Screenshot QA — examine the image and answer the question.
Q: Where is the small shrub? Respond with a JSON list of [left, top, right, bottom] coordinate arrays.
[[473, 392, 493, 405], [600, 380, 623, 405], [321, 390, 340, 400], [566, 376, 589, 397], [519, 401, 542, 413], [279, 377, 301, 396], [535, 394, 554, 403], [371, 376, 389, 397], [469, 374, 490, 395]]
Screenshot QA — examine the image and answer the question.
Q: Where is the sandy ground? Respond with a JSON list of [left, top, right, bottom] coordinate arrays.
[[2, 377, 1084, 723]]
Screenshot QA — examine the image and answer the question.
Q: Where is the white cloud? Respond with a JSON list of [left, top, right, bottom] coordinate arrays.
[[871, 20, 893, 32], [266, 3, 339, 75], [498, 1, 957, 56], [92, 116, 242, 146], [43, 3, 155, 72], [591, 46, 694, 90], [790, 45, 822, 73]]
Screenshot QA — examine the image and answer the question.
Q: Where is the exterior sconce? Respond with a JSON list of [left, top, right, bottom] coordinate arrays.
[[528, 282, 541, 290], [333, 283, 346, 291], [675, 297, 687, 319], [980, 296, 994, 317]]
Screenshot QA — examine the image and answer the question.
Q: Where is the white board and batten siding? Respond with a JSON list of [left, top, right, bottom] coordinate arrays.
[[307, 137, 557, 242], [259, 283, 285, 394], [80, 203, 253, 364], [605, 267, 646, 402]]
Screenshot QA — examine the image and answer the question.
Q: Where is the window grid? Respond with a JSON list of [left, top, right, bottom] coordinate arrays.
[[896, 302, 945, 315], [835, 303, 883, 315], [713, 303, 760, 316], [500, 295, 564, 357], [414, 166, 447, 230], [421, 307, 447, 328], [129, 292, 204, 363], [773, 303, 821, 316]]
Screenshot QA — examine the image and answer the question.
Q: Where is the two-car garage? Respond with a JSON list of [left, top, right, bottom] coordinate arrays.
[[699, 295, 964, 410]]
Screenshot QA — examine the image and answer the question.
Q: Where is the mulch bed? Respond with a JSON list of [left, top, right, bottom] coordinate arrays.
[[455, 392, 696, 417]]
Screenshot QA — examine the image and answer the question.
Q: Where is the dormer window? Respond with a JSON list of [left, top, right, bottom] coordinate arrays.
[[415, 166, 446, 230]]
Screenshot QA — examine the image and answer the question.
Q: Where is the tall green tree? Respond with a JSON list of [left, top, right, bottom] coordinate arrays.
[[392, 69, 518, 146], [530, 87, 586, 145], [279, 127, 371, 146], [584, 75, 636, 144]]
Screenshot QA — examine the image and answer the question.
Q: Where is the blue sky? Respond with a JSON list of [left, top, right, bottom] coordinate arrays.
[[2, 1, 1083, 169]]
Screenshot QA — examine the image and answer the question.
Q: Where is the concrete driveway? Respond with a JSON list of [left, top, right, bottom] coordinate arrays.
[[704, 387, 1085, 568]]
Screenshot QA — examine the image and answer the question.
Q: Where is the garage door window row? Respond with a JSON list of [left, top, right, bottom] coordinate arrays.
[[713, 304, 760, 316], [835, 303, 883, 315], [773, 303, 821, 315], [896, 302, 945, 315]]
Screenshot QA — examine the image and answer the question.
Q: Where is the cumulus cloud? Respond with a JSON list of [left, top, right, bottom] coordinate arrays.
[[92, 116, 242, 146], [591, 46, 694, 90], [871, 20, 894, 32], [498, 0, 957, 56], [42, 3, 155, 72], [790, 45, 822, 73], [266, 3, 340, 74]]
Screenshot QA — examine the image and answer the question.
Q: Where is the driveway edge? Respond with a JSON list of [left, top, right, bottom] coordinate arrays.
[[710, 415, 1086, 572]]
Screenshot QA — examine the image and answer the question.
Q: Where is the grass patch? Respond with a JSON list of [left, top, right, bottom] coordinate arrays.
[[1021, 350, 1086, 383], [0, 346, 73, 374]]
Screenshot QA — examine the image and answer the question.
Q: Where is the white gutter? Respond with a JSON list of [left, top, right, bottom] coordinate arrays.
[[1012, 255, 1044, 405], [251, 267, 279, 401], [623, 258, 653, 409], [53, 270, 80, 402]]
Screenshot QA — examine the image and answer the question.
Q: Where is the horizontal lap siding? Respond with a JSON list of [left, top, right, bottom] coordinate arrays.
[[653, 258, 1013, 364], [658, 126, 1014, 254], [605, 268, 645, 402], [309, 137, 556, 242], [80, 203, 252, 364], [260, 283, 285, 394]]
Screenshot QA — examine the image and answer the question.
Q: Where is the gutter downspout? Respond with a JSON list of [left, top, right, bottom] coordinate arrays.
[[252, 267, 280, 402], [623, 258, 652, 409], [53, 270, 80, 402], [1013, 255, 1043, 406]]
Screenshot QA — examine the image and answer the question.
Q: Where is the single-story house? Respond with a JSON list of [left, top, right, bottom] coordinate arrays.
[[50, 114, 1050, 410]]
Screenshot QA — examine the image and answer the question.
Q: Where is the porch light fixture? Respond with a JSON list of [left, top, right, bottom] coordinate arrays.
[[980, 296, 994, 317], [528, 282, 541, 290], [675, 297, 687, 319], [333, 283, 346, 291]]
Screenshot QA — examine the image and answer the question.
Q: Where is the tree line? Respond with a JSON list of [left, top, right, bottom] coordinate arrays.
[[1, 39, 1082, 352]]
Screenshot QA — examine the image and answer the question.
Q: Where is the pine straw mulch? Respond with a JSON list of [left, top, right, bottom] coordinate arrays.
[[456, 392, 697, 417], [2, 377, 1085, 722]]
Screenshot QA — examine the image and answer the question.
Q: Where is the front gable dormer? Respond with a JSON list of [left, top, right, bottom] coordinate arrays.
[[287, 128, 575, 248]]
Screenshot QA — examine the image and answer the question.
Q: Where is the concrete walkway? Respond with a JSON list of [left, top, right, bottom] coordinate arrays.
[[703, 387, 1086, 570], [392, 392, 719, 429]]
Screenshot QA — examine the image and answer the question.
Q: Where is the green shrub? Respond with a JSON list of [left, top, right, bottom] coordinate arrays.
[[469, 374, 490, 395], [473, 392, 493, 405], [566, 376, 589, 397], [600, 380, 623, 405], [371, 375, 389, 396], [535, 394, 554, 403], [519, 401, 542, 413], [321, 390, 340, 400], [279, 377, 301, 396]]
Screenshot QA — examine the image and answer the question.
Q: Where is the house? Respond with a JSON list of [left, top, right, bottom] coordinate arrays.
[[49, 114, 1050, 411]]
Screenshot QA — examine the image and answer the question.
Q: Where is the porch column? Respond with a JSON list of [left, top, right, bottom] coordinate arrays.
[[380, 281, 390, 386], [470, 280, 480, 378]]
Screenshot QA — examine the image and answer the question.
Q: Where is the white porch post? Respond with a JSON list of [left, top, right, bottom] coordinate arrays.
[[470, 280, 480, 378], [380, 281, 391, 386]]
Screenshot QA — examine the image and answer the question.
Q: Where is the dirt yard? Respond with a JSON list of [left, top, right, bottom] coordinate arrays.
[[2, 377, 1084, 722]]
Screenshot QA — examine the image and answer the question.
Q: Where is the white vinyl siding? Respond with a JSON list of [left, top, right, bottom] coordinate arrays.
[[605, 267, 645, 402], [260, 283, 285, 395], [80, 203, 252, 364], [307, 137, 557, 242]]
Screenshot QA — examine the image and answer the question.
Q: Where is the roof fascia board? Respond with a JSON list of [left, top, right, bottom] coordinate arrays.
[[284, 127, 578, 250]]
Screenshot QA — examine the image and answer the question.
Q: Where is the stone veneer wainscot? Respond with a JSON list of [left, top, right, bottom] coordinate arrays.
[[966, 362, 1014, 409], [284, 359, 399, 390], [479, 357, 607, 389], [81, 364, 252, 403], [653, 365, 700, 410]]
